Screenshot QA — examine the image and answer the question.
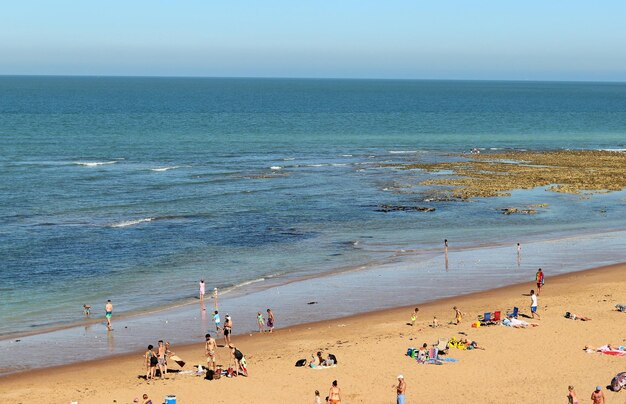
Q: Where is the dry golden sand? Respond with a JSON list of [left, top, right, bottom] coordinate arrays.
[[2, 264, 626, 404], [397, 150, 626, 199]]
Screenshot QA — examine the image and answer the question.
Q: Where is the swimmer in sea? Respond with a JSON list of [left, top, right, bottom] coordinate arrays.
[[83, 304, 91, 317]]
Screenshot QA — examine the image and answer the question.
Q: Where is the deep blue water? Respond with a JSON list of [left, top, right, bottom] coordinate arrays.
[[1, 76, 626, 336]]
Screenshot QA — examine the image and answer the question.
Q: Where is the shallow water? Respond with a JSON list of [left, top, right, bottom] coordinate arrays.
[[1, 76, 626, 342]]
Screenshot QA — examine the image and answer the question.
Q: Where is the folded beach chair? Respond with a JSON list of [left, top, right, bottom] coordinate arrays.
[[479, 312, 491, 326], [434, 338, 449, 355], [506, 307, 519, 318], [426, 348, 443, 365], [492, 311, 501, 324]]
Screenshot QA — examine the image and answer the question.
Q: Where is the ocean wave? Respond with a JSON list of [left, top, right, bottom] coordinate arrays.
[[597, 148, 626, 152], [73, 161, 118, 167], [151, 166, 183, 172], [283, 157, 296, 161], [341, 154, 353, 157], [270, 166, 282, 170], [108, 218, 154, 228], [389, 150, 419, 154]]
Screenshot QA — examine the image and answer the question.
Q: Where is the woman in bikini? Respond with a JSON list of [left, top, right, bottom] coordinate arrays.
[[328, 380, 342, 404]]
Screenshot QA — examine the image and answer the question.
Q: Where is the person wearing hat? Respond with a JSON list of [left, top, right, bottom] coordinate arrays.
[[591, 386, 605, 404], [392, 375, 406, 404], [223, 314, 233, 345]]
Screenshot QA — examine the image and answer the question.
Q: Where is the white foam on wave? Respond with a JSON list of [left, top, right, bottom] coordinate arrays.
[[598, 148, 626, 152], [341, 154, 353, 157], [108, 218, 154, 228], [270, 166, 282, 170], [283, 157, 296, 161], [389, 150, 418, 154], [74, 161, 118, 167], [151, 166, 182, 172]]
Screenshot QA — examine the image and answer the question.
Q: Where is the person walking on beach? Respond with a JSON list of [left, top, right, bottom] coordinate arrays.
[[223, 314, 233, 345], [453, 306, 463, 324], [257, 312, 265, 332], [199, 279, 205, 302], [213, 310, 222, 334], [567, 385, 578, 404], [157, 340, 166, 379], [267, 308, 275, 332], [536, 268, 544, 295], [329, 380, 342, 404], [410, 307, 419, 326], [393, 375, 406, 404], [530, 289, 540, 319], [591, 386, 605, 404], [105, 300, 113, 330], [205, 333, 217, 371]]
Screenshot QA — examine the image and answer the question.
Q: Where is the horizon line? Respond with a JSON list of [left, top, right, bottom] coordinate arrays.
[[1, 73, 625, 84]]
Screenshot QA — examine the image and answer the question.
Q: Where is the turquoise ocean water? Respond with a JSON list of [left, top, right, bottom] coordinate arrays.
[[1, 77, 626, 349]]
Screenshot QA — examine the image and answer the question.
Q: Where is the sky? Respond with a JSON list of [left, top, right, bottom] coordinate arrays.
[[2, 0, 626, 81]]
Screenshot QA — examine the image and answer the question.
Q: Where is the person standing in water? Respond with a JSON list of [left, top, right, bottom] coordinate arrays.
[[257, 312, 265, 332], [199, 279, 205, 302], [105, 300, 113, 330], [267, 308, 275, 332], [535, 268, 544, 295], [213, 287, 219, 310], [223, 314, 233, 345]]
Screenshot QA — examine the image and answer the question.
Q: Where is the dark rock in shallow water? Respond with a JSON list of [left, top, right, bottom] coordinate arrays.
[[500, 207, 537, 215], [376, 204, 436, 213]]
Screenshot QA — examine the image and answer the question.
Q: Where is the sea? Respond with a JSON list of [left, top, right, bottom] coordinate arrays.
[[1, 77, 626, 373]]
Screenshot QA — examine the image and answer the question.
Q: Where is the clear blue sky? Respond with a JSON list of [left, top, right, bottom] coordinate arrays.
[[2, 0, 626, 80]]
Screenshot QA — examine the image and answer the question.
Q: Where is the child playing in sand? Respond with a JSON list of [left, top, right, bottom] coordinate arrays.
[[314, 390, 321, 404], [410, 307, 419, 326], [453, 307, 461, 324], [567, 385, 578, 404]]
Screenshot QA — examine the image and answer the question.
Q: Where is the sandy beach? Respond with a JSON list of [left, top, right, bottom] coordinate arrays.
[[2, 263, 625, 404]]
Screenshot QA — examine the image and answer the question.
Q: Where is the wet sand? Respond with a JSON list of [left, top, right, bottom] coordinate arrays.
[[2, 262, 625, 403]]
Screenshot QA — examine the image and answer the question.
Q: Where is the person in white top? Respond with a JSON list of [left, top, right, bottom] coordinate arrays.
[[530, 289, 540, 319], [199, 280, 205, 302]]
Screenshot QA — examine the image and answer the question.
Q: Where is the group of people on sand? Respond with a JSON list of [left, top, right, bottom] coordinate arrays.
[[312, 380, 350, 404], [204, 333, 248, 377], [567, 385, 607, 404], [308, 351, 337, 368], [144, 340, 174, 381]]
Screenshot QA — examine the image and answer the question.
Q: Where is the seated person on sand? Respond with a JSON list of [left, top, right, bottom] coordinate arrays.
[[564, 312, 591, 321], [417, 343, 429, 362]]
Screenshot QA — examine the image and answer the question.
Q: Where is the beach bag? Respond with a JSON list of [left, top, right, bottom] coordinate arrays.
[[213, 369, 221, 380], [295, 359, 307, 367], [328, 354, 337, 365], [564, 312, 571, 319], [406, 348, 415, 357], [205, 369, 215, 380], [611, 372, 626, 392], [227, 367, 236, 377]]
